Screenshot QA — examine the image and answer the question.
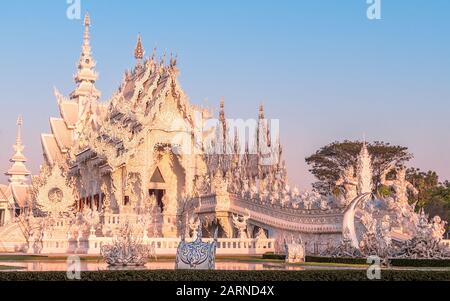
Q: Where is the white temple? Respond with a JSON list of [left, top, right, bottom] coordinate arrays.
[[0, 14, 448, 258]]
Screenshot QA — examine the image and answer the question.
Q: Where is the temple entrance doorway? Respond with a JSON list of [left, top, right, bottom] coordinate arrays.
[[149, 189, 165, 212], [149, 167, 167, 213]]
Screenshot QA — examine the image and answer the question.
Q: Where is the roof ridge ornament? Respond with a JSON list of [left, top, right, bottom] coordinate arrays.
[[134, 33, 145, 61], [259, 103, 265, 120]]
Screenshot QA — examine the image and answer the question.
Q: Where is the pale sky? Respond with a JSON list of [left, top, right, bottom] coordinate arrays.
[[0, 0, 449, 189]]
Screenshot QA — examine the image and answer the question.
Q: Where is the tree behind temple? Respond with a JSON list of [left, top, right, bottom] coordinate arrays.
[[305, 140, 413, 195]]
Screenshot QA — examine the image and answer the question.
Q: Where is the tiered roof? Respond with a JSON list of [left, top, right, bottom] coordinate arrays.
[[3, 117, 32, 209], [41, 13, 101, 166], [5, 117, 31, 183]]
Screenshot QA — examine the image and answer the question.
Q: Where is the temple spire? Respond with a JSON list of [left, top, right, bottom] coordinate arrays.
[[6, 116, 31, 184], [219, 98, 227, 148], [71, 13, 101, 101], [219, 98, 226, 125]]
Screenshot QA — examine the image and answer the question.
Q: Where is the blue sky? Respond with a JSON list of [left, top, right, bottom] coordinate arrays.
[[0, 0, 449, 189]]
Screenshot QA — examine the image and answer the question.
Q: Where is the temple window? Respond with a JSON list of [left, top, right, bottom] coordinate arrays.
[[124, 196, 130, 206], [0, 209, 5, 227], [94, 194, 100, 210]]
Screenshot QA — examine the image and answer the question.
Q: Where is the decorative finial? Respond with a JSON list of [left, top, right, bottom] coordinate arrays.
[[134, 33, 145, 60], [161, 49, 167, 66], [219, 98, 227, 142], [84, 12, 91, 27], [259, 103, 265, 120], [219, 98, 226, 121], [16, 116, 23, 146], [170, 52, 178, 67]]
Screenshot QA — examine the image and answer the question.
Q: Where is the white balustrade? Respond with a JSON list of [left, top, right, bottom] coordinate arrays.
[[36, 235, 275, 256]]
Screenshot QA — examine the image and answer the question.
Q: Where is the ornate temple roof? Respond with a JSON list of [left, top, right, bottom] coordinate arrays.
[[39, 14, 275, 178], [10, 184, 31, 208], [57, 93, 79, 129], [2, 117, 32, 209], [41, 134, 64, 166], [50, 118, 73, 152], [0, 185, 9, 202], [41, 13, 101, 166]]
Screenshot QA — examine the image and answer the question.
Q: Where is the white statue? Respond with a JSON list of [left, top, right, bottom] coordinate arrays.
[[188, 216, 201, 240], [336, 165, 357, 206], [431, 216, 447, 241], [100, 221, 156, 266], [284, 236, 305, 263], [320, 199, 331, 211], [232, 210, 251, 239], [357, 143, 373, 195], [381, 166, 418, 205]]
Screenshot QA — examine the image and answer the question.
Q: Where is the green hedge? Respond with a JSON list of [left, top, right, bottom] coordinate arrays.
[[305, 256, 368, 265], [263, 253, 450, 267], [262, 254, 368, 265], [0, 270, 449, 281], [307, 256, 450, 267], [390, 258, 450, 267], [262, 253, 285, 260]]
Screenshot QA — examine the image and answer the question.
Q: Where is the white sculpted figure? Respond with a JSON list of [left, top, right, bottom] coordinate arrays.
[[431, 216, 447, 242], [188, 216, 201, 240], [336, 165, 357, 206], [284, 236, 305, 263], [381, 167, 418, 205], [232, 210, 251, 239], [380, 215, 392, 246], [100, 221, 155, 266], [319, 199, 331, 211]]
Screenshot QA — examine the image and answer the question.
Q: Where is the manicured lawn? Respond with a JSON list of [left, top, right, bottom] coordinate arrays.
[[0, 255, 102, 262], [0, 265, 25, 271]]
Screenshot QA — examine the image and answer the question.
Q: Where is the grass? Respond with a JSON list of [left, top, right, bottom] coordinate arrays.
[[0, 265, 25, 271], [0, 255, 103, 262], [0, 254, 270, 262], [1, 254, 448, 270]]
